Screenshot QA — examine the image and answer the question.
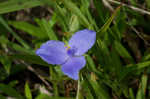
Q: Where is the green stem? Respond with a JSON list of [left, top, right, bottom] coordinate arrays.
[[76, 79, 82, 99], [49, 66, 59, 96], [53, 83, 58, 96]]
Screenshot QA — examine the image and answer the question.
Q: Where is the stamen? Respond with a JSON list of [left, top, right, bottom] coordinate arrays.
[[67, 46, 77, 56], [65, 45, 71, 50]]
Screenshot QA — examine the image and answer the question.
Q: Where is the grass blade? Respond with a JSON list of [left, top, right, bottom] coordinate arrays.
[[136, 74, 148, 99], [0, 0, 43, 14], [25, 82, 32, 99], [97, 6, 121, 38], [8, 21, 47, 38], [0, 16, 30, 49]]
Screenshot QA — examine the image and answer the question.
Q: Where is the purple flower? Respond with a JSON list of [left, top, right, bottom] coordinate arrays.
[[36, 29, 96, 80]]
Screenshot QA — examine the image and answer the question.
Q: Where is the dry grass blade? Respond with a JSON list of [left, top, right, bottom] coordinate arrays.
[[107, 0, 150, 15]]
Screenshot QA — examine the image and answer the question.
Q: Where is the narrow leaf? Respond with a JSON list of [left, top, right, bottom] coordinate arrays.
[[97, 6, 121, 38], [0, 83, 23, 99], [9, 54, 49, 67], [25, 82, 32, 99], [8, 21, 47, 38], [0, 0, 43, 14]]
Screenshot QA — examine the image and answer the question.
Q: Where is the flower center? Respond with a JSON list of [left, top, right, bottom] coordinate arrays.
[[66, 46, 77, 56]]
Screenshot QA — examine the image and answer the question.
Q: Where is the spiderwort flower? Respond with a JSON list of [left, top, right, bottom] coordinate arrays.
[[36, 29, 96, 80]]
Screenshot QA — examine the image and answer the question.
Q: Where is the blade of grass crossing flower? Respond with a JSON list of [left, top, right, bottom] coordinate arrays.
[[97, 6, 121, 38], [39, 17, 61, 98], [25, 82, 32, 99], [0, 0, 43, 14], [0, 16, 30, 49], [136, 74, 148, 99]]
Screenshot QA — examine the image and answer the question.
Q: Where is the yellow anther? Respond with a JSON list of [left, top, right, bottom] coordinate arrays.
[[65, 45, 71, 50]]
